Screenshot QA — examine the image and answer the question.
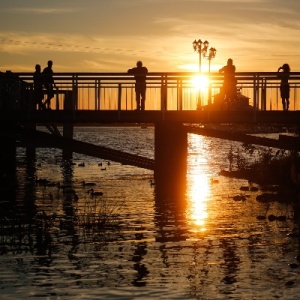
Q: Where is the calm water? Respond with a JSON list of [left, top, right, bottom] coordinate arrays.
[[1, 126, 300, 300]]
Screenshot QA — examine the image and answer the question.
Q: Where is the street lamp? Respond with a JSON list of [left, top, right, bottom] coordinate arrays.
[[207, 47, 217, 72], [207, 47, 217, 106], [193, 39, 216, 109], [193, 39, 209, 73]]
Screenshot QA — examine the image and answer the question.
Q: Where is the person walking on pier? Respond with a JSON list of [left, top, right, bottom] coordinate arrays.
[[33, 64, 45, 110], [219, 58, 237, 108], [277, 63, 290, 111], [42, 60, 56, 109], [127, 61, 148, 111]]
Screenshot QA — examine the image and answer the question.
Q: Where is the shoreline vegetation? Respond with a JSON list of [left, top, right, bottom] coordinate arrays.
[[220, 144, 300, 186], [220, 144, 300, 220]]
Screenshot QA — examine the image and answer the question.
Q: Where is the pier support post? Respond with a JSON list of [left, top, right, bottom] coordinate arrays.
[[63, 91, 74, 159], [0, 123, 17, 205], [154, 122, 187, 200]]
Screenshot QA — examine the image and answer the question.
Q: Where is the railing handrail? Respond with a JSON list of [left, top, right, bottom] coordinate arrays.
[[10, 70, 300, 75], [2, 71, 300, 112], [8, 71, 300, 89]]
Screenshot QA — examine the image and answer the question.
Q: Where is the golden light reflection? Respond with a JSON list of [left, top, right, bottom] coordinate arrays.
[[188, 173, 210, 233]]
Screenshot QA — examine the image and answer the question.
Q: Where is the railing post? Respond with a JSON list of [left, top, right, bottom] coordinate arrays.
[[118, 83, 122, 118], [294, 84, 297, 111], [208, 81, 212, 107], [55, 86, 59, 110], [95, 79, 101, 110], [253, 73, 258, 122], [177, 79, 183, 110], [94, 79, 97, 110], [261, 77, 266, 111], [72, 75, 78, 110], [253, 73, 258, 109], [161, 75, 167, 111]]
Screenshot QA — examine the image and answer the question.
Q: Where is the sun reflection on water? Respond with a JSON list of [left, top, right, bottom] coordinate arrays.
[[187, 173, 210, 233], [186, 133, 213, 234], [189, 174, 210, 232]]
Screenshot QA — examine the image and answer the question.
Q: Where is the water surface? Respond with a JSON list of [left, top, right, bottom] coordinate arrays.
[[0, 126, 299, 300]]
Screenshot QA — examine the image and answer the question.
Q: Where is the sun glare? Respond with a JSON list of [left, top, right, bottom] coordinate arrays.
[[188, 174, 210, 233], [192, 74, 209, 90]]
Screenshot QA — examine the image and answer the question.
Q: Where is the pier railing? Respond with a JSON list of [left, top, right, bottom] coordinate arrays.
[[2, 71, 300, 111]]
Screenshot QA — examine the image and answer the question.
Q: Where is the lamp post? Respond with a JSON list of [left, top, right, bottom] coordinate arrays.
[[193, 40, 217, 109], [193, 39, 209, 73], [207, 47, 217, 106], [193, 39, 209, 110], [207, 47, 217, 72]]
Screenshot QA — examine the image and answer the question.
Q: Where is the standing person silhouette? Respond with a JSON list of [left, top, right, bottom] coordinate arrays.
[[42, 60, 56, 109], [127, 61, 148, 111], [219, 58, 237, 107], [277, 63, 291, 111], [33, 64, 45, 110]]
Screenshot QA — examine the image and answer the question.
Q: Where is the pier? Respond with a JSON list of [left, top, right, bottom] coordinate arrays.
[[1, 70, 300, 195]]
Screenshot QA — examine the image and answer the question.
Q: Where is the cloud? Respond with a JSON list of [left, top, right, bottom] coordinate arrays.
[[0, 31, 173, 57], [3, 7, 78, 14]]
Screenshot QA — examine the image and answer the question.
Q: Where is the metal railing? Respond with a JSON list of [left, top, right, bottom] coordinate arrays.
[[2, 71, 300, 111]]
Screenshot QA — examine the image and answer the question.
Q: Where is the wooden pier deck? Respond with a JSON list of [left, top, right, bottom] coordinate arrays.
[[1, 110, 300, 125]]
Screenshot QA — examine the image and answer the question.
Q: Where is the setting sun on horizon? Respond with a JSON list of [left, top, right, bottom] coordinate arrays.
[[191, 74, 209, 91]]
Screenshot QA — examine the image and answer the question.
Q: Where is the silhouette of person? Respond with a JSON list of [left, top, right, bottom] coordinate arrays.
[[33, 64, 45, 110], [277, 63, 290, 111], [219, 58, 237, 103], [127, 61, 148, 110], [42, 60, 56, 109]]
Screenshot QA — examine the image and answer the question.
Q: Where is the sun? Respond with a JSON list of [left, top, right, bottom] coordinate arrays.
[[192, 74, 209, 90]]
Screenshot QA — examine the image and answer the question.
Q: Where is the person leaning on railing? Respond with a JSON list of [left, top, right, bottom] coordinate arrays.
[[33, 64, 45, 110], [277, 63, 290, 111], [127, 61, 148, 111], [42, 60, 57, 109], [219, 58, 237, 104]]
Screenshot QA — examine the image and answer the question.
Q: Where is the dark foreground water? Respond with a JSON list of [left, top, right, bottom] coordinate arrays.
[[0, 126, 300, 300]]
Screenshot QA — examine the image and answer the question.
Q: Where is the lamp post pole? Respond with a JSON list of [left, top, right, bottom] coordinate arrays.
[[207, 47, 217, 106], [193, 39, 209, 110]]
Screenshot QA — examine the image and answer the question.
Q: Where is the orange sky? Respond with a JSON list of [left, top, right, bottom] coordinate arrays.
[[0, 0, 300, 73]]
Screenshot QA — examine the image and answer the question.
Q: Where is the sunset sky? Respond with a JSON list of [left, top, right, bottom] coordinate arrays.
[[1, 0, 299, 73]]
